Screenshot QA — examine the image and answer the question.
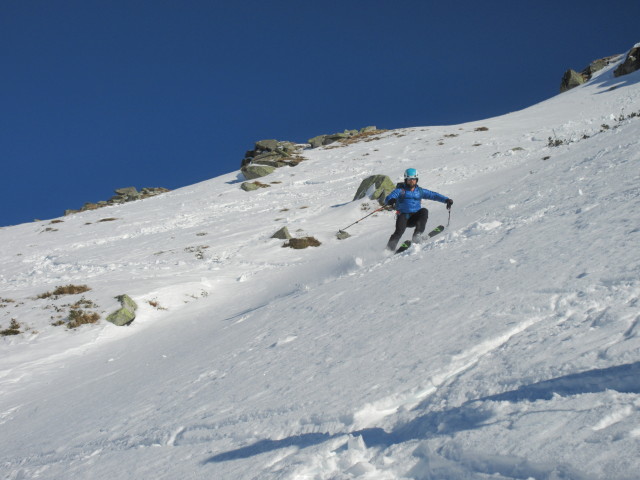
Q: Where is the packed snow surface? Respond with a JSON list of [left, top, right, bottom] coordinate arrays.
[[1, 56, 639, 479]]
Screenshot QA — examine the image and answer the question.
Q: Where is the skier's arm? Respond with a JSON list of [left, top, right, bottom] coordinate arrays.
[[384, 188, 403, 206], [420, 188, 449, 204]]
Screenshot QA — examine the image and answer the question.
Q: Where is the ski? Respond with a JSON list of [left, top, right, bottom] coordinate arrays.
[[394, 225, 445, 254], [395, 240, 412, 254]]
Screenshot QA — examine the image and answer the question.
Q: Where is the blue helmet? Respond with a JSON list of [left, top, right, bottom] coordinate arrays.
[[404, 168, 419, 181]]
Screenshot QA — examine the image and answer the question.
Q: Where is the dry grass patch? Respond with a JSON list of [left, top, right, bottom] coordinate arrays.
[[38, 284, 92, 299], [98, 217, 119, 222], [67, 309, 100, 328], [0, 319, 21, 336]]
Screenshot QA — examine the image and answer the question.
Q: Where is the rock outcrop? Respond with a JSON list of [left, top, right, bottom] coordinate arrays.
[[614, 44, 640, 77], [560, 54, 622, 92], [308, 126, 380, 148], [240, 139, 305, 180], [64, 187, 169, 216]]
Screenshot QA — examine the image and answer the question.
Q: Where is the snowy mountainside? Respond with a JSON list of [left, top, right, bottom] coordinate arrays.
[[1, 54, 640, 479]]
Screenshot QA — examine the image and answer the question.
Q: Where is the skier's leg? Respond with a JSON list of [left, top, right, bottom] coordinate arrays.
[[386, 214, 408, 251], [411, 208, 429, 243]]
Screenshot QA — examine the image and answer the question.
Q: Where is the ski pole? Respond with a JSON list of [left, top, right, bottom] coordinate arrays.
[[447, 207, 451, 227], [339, 206, 385, 233]]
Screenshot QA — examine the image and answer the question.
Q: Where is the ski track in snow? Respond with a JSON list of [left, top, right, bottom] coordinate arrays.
[[1, 55, 640, 480]]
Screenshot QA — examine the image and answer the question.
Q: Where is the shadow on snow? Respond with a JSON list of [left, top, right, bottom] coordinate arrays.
[[204, 361, 640, 464]]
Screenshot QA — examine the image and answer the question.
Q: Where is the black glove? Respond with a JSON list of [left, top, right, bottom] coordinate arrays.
[[446, 198, 453, 210], [384, 198, 396, 210]]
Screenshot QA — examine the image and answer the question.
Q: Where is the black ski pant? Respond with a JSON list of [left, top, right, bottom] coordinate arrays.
[[386, 208, 428, 251]]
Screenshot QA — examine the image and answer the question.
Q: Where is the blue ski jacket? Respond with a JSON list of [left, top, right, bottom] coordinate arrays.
[[385, 184, 449, 214]]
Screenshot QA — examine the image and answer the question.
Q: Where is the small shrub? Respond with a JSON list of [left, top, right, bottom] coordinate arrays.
[[474, 126, 489, 131], [600, 124, 610, 131], [98, 217, 119, 222], [148, 299, 167, 310], [71, 297, 98, 309], [184, 245, 209, 260], [67, 309, 100, 328], [547, 136, 566, 147], [444, 133, 458, 138], [49, 219, 64, 224], [1, 319, 21, 336]]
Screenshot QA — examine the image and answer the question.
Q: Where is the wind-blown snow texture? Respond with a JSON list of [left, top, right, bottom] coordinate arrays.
[[1, 54, 639, 480]]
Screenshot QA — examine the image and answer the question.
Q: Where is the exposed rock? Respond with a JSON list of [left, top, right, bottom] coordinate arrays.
[[241, 139, 304, 168], [560, 69, 586, 93], [271, 226, 292, 240], [614, 45, 640, 77], [283, 237, 321, 249], [241, 181, 270, 191], [308, 135, 327, 148], [63, 187, 170, 216], [307, 127, 383, 148], [353, 175, 396, 205], [115, 187, 138, 197], [560, 54, 623, 92], [241, 164, 276, 180], [106, 294, 137, 326]]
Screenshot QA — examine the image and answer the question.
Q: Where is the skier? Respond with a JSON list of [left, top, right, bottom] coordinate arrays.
[[384, 168, 453, 251]]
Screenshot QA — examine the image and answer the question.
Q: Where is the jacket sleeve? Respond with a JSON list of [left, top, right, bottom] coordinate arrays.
[[384, 188, 402, 205], [420, 188, 449, 204]]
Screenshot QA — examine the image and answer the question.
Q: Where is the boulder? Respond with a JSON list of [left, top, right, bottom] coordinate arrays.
[[255, 139, 279, 151], [308, 135, 327, 148], [115, 187, 138, 196], [241, 181, 270, 191], [283, 237, 321, 249], [271, 226, 292, 240], [241, 164, 276, 180], [560, 69, 586, 93], [614, 45, 640, 77], [360, 126, 377, 134], [323, 133, 350, 145], [353, 175, 396, 205], [106, 294, 137, 326]]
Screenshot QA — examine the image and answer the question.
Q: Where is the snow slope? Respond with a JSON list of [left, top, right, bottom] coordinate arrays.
[[1, 54, 639, 480]]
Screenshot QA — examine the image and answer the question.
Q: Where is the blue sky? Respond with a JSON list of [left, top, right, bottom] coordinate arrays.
[[1, 0, 638, 227]]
